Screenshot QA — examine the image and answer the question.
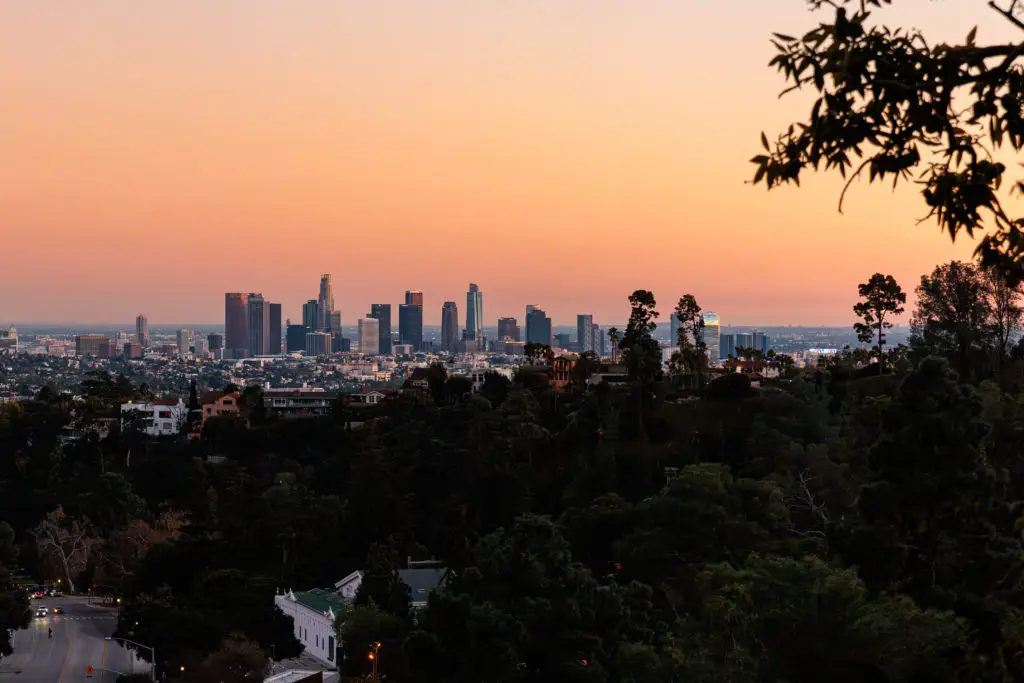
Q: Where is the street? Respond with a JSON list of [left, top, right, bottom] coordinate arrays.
[[0, 596, 149, 683]]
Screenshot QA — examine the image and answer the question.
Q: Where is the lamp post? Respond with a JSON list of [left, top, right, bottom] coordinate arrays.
[[368, 641, 381, 680], [105, 636, 156, 683]]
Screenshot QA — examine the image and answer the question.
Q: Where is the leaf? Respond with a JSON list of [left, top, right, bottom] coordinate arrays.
[[772, 32, 797, 42], [966, 26, 977, 46], [761, 132, 769, 151]]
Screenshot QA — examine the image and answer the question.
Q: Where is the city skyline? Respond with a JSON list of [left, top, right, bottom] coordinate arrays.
[[2, 2, 989, 325]]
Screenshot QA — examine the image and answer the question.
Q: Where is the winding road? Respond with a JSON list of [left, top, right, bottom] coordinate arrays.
[[0, 596, 149, 682]]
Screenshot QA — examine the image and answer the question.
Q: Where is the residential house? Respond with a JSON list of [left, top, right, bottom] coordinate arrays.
[[120, 399, 186, 437], [263, 388, 338, 418], [201, 390, 241, 425], [334, 564, 448, 610], [551, 355, 578, 389], [274, 588, 343, 668]]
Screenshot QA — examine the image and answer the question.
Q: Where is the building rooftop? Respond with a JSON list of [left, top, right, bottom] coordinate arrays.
[[292, 588, 346, 615]]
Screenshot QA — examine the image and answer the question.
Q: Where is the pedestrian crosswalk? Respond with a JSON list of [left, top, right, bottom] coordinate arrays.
[[56, 615, 116, 621]]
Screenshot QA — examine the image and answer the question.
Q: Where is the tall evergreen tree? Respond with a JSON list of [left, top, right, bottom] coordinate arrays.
[[853, 273, 906, 374]]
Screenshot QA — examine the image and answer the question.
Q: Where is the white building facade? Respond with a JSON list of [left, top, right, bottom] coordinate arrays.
[[120, 399, 187, 437], [274, 589, 340, 669]]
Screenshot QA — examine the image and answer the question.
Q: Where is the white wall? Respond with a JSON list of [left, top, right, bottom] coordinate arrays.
[[275, 593, 338, 668]]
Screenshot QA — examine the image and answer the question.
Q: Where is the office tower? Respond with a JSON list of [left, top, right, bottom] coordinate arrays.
[[465, 283, 482, 342], [735, 332, 753, 351], [592, 323, 604, 357], [75, 334, 111, 357], [398, 303, 423, 350], [135, 314, 149, 348], [441, 301, 459, 351], [669, 312, 680, 347], [752, 330, 769, 354], [700, 312, 721, 362], [302, 299, 320, 330], [318, 274, 335, 332], [269, 302, 282, 354], [721, 334, 736, 360], [554, 333, 572, 349], [176, 328, 192, 356], [405, 290, 424, 306], [207, 333, 224, 352], [525, 306, 552, 346], [124, 341, 142, 359], [497, 317, 520, 341], [358, 317, 380, 355], [370, 304, 392, 354], [225, 293, 249, 358], [286, 324, 309, 353], [576, 314, 595, 353], [329, 311, 342, 333], [332, 333, 350, 353], [247, 293, 270, 356], [194, 336, 209, 358], [305, 331, 332, 356]]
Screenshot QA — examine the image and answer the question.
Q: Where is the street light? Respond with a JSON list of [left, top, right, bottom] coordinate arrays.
[[104, 636, 156, 683], [368, 641, 381, 680]]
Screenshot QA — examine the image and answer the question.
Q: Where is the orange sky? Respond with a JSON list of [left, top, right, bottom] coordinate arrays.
[[0, 1, 1008, 326]]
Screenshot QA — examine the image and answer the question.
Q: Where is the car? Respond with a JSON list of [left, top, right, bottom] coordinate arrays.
[[34, 607, 48, 617], [51, 607, 63, 615]]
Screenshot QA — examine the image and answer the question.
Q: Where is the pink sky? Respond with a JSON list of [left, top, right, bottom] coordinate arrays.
[[0, 1, 1006, 325]]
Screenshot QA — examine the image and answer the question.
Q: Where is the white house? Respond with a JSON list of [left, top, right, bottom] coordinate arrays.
[[274, 589, 342, 668], [119, 399, 186, 437]]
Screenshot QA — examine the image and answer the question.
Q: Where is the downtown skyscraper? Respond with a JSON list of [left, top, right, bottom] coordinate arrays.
[[465, 283, 482, 343], [135, 314, 149, 348], [441, 301, 459, 352], [525, 305, 552, 346], [399, 290, 424, 350], [370, 304, 392, 354], [318, 274, 335, 332], [247, 293, 270, 356], [225, 293, 249, 358]]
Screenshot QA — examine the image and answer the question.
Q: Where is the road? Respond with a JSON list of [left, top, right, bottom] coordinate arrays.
[[0, 596, 150, 683]]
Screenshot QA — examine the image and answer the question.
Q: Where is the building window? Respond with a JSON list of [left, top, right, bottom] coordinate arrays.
[[328, 636, 335, 661]]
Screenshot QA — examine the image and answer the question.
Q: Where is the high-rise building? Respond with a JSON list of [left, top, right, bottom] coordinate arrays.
[[554, 333, 572, 349], [441, 301, 459, 351], [735, 332, 753, 352], [370, 304, 392, 354], [286, 324, 309, 354], [576, 314, 595, 353], [305, 331, 332, 356], [302, 299, 320, 331], [592, 323, 605, 357], [269, 303, 282, 355], [318, 274, 335, 332], [398, 303, 423, 350], [669, 312, 680, 347], [465, 283, 482, 343], [135, 314, 149, 348], [247, 293, 270, 356], [75, 334, 111, 357], [405, 290, 424, 306], [208, 333, 224, 352], [497, 317, 520, 342], [194, 336, 209, 358], [332, 333, 350, 353], [525, 306, 552, 346], [225, 293, 249, 358], [176, 328, 192, 356], [752, 330, 770, 354], [721, 334, 736, 360], [700, 312, 721, 362], [329, 311, 342, 333], [358, 317, 380, 355]]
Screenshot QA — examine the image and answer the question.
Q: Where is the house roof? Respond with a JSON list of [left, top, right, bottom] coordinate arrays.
[[201, 390, 239, 405], [292, 588, 346, 615], [398, 568, 448, 601]]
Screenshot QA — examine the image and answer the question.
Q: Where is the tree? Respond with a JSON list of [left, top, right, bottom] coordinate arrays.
[[910, 261, 992, 380], [525, 343, 555, 366], [607, 327, 621, 363], [33, 507, 94, 594], [751, 0, 1024, 284], [983, 263, 1024, 383], [669, 295, 707, 390], [0, 521, 30, 658], [354, 538, 412, 620], [853, 273, 906, 374], [619, 290, 662, 384], [193, 633, 269, 683], [479, 371, 511, 407]]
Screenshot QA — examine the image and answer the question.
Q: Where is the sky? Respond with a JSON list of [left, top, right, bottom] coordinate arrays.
[[0, 0, 1012, 326]]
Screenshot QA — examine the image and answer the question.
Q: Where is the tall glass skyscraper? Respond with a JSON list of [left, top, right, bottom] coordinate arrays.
[[318, 274, 335, 332], [225, 293, 249, 358], [465, 283, 483, 342], [135, 314, 149, 348], [577, 314, 595, 353], [525, 306, 552, 346], [441, 301, 459, 351], [370, 304, 392, 354], [399, 303, 423, 350], [700, 312, 721, 362], [247, 293, 270, 356]]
